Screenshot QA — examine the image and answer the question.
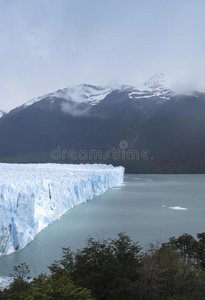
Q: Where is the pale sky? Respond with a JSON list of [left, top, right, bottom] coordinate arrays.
[[0, 0, 205, 112]]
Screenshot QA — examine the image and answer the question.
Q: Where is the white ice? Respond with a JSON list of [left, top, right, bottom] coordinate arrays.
[[169, 206, 188, 210], [0, 163, 124, 256], [0, 277, 13, 290]]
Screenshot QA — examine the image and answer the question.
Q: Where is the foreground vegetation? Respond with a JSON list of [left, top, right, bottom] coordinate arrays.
[[1, 232, 205, 299]]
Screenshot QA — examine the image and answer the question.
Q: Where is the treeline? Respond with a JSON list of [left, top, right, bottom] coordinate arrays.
[[1, 232, 205, 299]]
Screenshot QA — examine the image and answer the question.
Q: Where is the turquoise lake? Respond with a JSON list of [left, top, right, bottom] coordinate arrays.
[[0, 174, 204, 277]]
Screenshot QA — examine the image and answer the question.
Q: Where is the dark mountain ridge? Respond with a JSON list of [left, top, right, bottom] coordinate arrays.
[[0, 75, 205, 173]]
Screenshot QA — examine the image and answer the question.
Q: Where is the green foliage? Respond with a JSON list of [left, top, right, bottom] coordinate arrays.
[[55, 232, 142, 300], [167, 234, 198, 262], [1, 263, 32, 299], [1, 264, 93, 300], [141, 237, 205, 300], [196, 232, 205, 269], [2, 232, 205, 300], [29, 271, 94, 300]]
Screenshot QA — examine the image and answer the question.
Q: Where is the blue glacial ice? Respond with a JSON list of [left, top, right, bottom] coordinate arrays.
[[0, 163, 124, 256]]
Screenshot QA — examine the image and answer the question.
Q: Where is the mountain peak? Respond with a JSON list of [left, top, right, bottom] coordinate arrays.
[[129, 74, 173, 101], [145, 73, 171, 89], [147, 73, 166, 81], [23, 82, 133, 108], [13, 74, 175, 113]]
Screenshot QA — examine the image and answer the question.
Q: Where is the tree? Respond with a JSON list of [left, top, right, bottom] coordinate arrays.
[[2, 232, 205, 300], [167, 234, 197, 262], [196, 232, 205, 269], [1, 263, 93, 300], [30, 271, 94, 300], [141, 241, 205, 300], [52, 232, 142, 300], [1, 263, 32, 299]]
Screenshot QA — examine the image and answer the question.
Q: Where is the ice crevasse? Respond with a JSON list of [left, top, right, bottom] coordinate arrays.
[[0, 163, 124, 256]]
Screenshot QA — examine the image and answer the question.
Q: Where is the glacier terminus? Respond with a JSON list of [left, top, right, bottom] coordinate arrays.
[[0, 163, 124, 256]]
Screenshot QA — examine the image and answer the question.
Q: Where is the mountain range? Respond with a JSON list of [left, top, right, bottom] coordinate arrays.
[[1, 73, 205, 173]]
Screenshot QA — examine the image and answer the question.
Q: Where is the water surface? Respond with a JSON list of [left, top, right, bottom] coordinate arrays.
[[0, 174, 204, 277]]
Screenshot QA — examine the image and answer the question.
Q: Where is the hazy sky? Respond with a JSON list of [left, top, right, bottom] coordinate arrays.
[[0, 0, 205, 111]]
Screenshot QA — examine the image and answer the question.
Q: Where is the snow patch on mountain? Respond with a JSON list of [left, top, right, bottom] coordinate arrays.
[[24, 82, 130, 108], [129, 74, 174, 101], [145, 73, 172, 89], [0, 163, 124, 256], [0, 111, 5, 118], [14, 74, 177, 112]]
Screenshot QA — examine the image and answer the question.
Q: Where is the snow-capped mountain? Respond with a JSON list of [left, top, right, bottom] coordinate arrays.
[[9, 74, 172, 115], [0, 74, 205, 173], [129, 74, 174, 101], [8, 74, 174, 118], [23, 82, 133, 108]]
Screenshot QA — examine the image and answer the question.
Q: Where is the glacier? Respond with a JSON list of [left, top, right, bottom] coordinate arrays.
[[0, 163, 124, 256]]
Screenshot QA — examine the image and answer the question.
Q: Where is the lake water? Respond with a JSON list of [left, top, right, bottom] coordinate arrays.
[[0, 174, 205, 277]]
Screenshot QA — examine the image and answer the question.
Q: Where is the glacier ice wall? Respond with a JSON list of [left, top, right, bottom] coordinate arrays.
[[0, 163, 124, 256]]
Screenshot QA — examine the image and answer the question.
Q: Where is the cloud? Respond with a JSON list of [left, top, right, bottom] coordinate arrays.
[[60, 101, 90, 117], [0, 0, 205, 111]]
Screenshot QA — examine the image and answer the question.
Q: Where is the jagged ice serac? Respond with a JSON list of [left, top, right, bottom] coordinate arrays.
[[0, 163, 124, 256]]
